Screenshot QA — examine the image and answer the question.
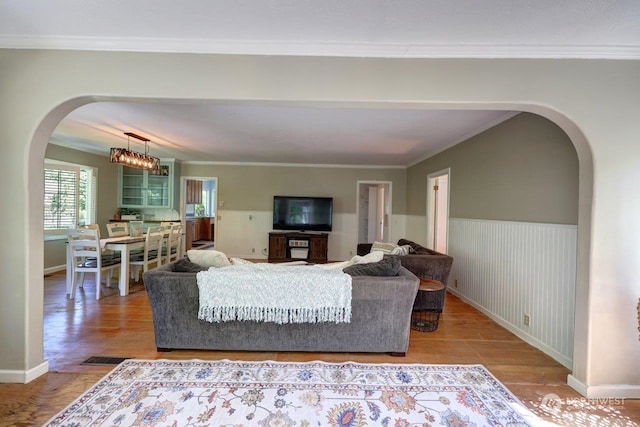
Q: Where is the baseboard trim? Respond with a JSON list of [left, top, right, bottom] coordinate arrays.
[[0, 360, 49, 383], [568, 375, 640, 398], [44, 265, 66, 275], [567, 374, 588, 396]]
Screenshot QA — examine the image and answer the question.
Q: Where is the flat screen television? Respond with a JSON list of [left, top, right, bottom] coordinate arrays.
[[273, 196, 333, 232]]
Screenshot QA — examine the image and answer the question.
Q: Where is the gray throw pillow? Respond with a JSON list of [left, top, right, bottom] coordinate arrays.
[[343, 256, 401, 277], [397, 238, 428, 254], [172, 258, 209, 273]]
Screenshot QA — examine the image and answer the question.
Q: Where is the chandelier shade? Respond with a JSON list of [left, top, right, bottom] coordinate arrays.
[[110, 132, 160, 171]]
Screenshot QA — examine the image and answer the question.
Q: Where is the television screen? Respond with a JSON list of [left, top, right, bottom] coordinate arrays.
[[273, 196, 333, 232]]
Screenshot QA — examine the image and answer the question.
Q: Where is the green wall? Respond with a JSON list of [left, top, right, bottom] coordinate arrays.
[[181, 163, 407, 214], [407, 113, 579, 224]]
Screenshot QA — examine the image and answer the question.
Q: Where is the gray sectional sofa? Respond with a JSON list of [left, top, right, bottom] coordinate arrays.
[[143, 261, 420, 355]]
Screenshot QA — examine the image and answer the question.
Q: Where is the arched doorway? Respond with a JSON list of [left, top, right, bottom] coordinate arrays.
[[9, 53, 597, 391], [28, 100, 592, 382]]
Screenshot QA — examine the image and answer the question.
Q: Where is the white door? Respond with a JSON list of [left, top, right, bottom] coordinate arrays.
[[357, 181, 392, 244], [367, 187, 378, 242], [426, 169, 450, 253], [377, 185, 386, 241]]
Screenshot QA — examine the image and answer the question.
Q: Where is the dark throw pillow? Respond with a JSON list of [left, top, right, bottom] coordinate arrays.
[[343, 256, 401, 277], [397, 238, 428, 254], [172, 258, 209, 273]]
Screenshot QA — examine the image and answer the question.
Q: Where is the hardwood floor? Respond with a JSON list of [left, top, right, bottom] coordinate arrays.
[[1, 271, 638, 426]]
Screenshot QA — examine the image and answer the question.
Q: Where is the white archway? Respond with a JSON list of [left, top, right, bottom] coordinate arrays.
[[25, 97, 593, 385]]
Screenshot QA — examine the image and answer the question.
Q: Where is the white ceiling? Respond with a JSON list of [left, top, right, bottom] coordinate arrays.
[[4, 0, 637, 166], [51, 102, 517, 166]]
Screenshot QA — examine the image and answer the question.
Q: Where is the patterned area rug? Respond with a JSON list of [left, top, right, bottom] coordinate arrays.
[[44, 359, 542, 426]]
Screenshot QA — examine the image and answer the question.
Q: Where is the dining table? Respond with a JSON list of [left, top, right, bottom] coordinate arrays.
[[65, 235, 146, 297], [100, 236, 146, 296]]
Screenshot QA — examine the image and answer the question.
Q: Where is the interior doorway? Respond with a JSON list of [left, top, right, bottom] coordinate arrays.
[[357, 181, 392, 244], [426, 169, 450, 253], [181, 176, 218, 250]]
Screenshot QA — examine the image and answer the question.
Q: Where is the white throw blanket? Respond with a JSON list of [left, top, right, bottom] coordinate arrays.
[[197, 263, 352, 324]]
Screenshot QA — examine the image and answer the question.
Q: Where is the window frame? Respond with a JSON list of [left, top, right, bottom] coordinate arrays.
[[44, 159, 97, 238]]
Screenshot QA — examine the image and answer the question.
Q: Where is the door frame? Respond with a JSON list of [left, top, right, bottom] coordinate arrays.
[[426, 168, 450, 253], [356, 180, 393, 246], [180, 175, 218, 247]]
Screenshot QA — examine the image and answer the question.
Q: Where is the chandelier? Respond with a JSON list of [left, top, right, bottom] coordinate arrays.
[[110, 132, 160, 171]]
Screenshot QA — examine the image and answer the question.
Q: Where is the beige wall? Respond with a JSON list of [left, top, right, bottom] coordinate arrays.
[[407, 113, 579, 224], [43, 239, 66, 271], [43, 146, 407, 270], [182, 163, 407, 214]]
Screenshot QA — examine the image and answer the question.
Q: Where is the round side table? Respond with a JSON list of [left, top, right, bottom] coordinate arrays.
[[411, 278, 445, 332]]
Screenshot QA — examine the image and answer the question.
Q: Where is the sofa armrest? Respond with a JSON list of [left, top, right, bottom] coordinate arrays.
[[396, 254, 453, 285]]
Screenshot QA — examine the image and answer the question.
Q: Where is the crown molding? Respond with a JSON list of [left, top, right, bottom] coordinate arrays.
[[2, 35, 639, 59], [181, 160, 407, 169]]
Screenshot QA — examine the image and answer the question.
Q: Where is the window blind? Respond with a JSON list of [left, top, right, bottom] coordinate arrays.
[[44, 165, 79, 230]]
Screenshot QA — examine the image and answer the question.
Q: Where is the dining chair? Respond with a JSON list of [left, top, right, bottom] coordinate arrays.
[[67, 227, 121, 300], [160, 221, 180, 232], [107, 221, 146, 262], [162, 223, 183, 264], [80, 223, 120, 261], [106, 222, 129, 237], [129, 227, 164, 282], [81, 223, 101, 235]]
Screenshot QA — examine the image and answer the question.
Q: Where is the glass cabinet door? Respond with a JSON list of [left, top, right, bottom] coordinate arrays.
[[146, 164, 171, 207], [120, 166, 145, 207], [119, 162, 172, 208]]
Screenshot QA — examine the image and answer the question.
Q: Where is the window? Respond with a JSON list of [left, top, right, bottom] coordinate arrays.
[[44, 161, 97, 235]]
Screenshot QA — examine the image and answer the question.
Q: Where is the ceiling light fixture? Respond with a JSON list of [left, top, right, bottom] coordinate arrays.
[[110, 132, 160, 171]]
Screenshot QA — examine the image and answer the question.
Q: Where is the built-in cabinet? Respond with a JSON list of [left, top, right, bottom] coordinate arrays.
[[196, 217, 212, 240], [185, 217, 214, 250], [118, 161, 179, 209], [268, 232, 328, 264], [185, 219, 195, 250], [185, 179, 203, 204]]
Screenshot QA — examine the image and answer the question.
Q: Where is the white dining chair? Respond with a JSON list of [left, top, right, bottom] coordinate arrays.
[[160, 222, 181, 238], [67, 227, 121, 300], [106, 222, 129, 237], [162, 223, 183, 264], [129, 227, 164, 282], [107, 221, 146, 263], [81, 223, 120, 262], [160, 221, 179, 229]]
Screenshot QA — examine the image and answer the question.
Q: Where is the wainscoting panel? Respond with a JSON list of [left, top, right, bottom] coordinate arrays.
[[215, 210, 272, 259], [214, 212, 410, 261], [448, 218, 577, 367]]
